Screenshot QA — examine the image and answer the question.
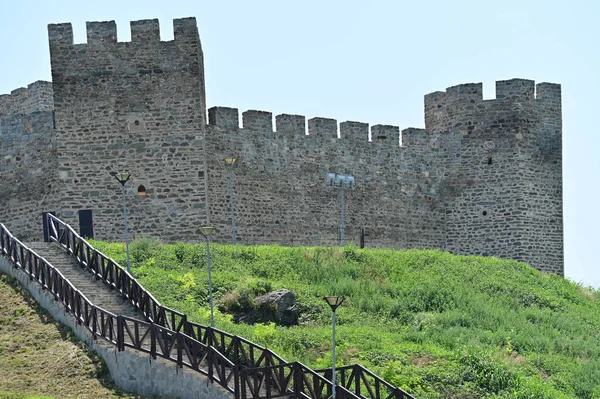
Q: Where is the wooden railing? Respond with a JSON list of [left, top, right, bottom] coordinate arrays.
[[318, 365, 416, 399], [1, 222, 238, 394], [240, 361, 365, 399], [43, 214, 414, 399]]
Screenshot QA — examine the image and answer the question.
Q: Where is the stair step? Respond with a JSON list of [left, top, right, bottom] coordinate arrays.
[[24, 241, 146, 322]]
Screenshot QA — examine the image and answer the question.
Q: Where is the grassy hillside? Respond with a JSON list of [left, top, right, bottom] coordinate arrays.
[[92, 240, 600, 399], [0, 274, 152, 399]]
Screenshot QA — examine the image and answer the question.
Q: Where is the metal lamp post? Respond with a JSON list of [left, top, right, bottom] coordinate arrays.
[[224, 157, 238, 245], [199, 226, 216, 327], [110, 171, 132, 273], [323, 296, 345, 399], [326, 173, 355, 246]]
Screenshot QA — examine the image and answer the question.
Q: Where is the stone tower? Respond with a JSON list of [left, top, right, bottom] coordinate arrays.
[[47, 18, 208, 240], [425, 80, 563, 273]]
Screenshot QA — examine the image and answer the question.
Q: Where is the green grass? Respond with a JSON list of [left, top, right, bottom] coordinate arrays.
[[0, 274, 156, 399], [91, 239, 600, 398]]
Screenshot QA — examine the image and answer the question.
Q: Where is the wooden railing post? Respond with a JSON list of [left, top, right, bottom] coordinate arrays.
[[233, 364, 240, 399], [91, 307, 98, 339], [233, 336, 240, 365], [208, 347, 214, 382], [354, 364, 361, 396], [150, 323, 157, 359], [265, 367, 272, 399], [293, 362, 302, 396], [117, 316, 124, 351], [176, 333, 183, 368]]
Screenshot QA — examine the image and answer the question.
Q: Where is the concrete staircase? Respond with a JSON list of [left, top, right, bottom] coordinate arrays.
[[25, 241, 143, 320]]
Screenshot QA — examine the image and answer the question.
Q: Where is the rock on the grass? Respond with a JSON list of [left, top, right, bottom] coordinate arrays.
[[238, 289, 299, 326]]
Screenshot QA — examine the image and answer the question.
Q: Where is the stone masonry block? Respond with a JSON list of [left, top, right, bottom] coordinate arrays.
[[174, 17, 199, 40], [209, 107, 239, 130], [401, 127, 427, 147], [48, 23, 74, 46], [276, 114, 305, 134], [131, 19, 161, 42], [340, 121, 368, 141], [308, 117, 337, 138], [445, 83, 483, 104], [496, 79, 535, 102], [536, 82, 561, 101], [86, 21, 117, 44], [371, 124, 400, 144], [242, 110, 273, 132]]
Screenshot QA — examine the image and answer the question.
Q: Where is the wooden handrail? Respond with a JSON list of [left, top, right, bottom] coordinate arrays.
[[40, 215, 414, 398], [2, 222, 237, 393]]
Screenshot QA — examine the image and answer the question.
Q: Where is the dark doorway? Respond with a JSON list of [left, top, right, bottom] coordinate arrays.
[[78, 210, 94, 239], [42, 211, 56, 242]]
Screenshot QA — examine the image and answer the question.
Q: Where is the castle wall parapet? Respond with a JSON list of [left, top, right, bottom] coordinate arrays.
[[276, 114, 306, 134], [425, 79, 562, 133], [400, 128, 428, 148], [208, 107, 239, 130], [131, 19, 161, 42], [0, 81, 54, 116], [210, 106, 402, 146], [371, 125, 400, 144], [495, 78, 535, 101], [86, 21, 117, 45], [308, 117, 337, 138], [242, 110, 273, 132], [48, 17, 200, 47]]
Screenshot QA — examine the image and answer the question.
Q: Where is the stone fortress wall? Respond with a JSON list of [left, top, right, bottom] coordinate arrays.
[[0, 81, 58, 238], [0, 18, 563, 274]]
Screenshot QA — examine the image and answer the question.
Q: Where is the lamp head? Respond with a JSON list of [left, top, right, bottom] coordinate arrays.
[[323, 296, 345, 311], [110, 171, 131, 185], [224, 157, 238, 166], [198, 226, 215, 237]]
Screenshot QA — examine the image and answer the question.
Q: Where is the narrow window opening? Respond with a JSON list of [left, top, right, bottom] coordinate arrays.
[[487, 154, 493, 165], [137, 185, 147, 196]]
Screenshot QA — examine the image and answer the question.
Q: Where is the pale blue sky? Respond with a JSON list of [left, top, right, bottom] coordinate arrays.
[[1, 0, 598, 286]]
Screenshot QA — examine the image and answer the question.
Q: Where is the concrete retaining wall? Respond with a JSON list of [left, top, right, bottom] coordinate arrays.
[[0, 255, 233, 399]]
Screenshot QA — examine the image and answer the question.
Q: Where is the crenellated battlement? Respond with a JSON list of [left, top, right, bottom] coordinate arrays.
[[371, 125, 400, 144], [86, 21, 117, 44], [131, 19, 160, 42], [401, 128, 428, 148], [48, 17, 199, 47], [0, 81, 53, 117], [276, 114, 306, 134], [242, 110, 273, 132], [208, 106, 401, 145], [496, 78, 535, 101], [425, 79, 562, 133], [425, 79, 561, 109]]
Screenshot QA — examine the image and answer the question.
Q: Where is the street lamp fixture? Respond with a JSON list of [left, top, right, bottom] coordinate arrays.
[[224, 157, 239, 245], [199, 226, 216, 327], [326, 173, 355, 246], [324, 296, 345, 311], [323, 296, 345, 399], [110, 171, 132, 273], [224, 157, 238, 166]]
